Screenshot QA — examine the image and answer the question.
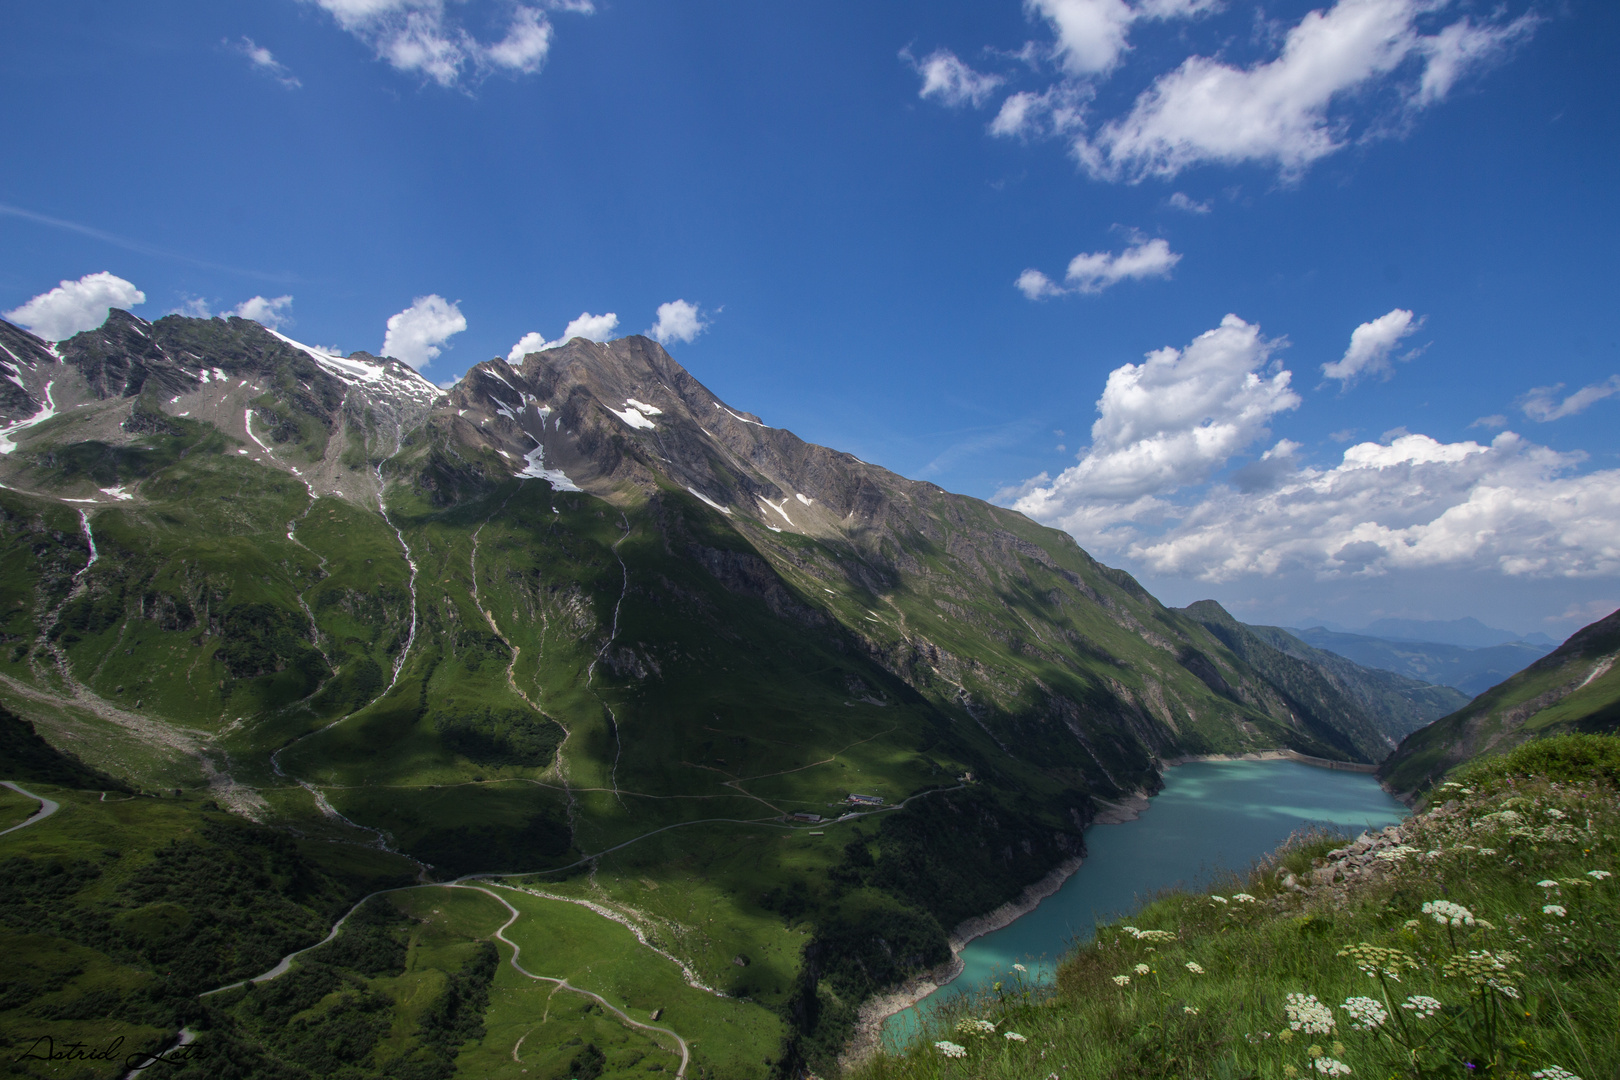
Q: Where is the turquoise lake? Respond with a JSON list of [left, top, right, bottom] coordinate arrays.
[[881, 759, 1408, 1049]]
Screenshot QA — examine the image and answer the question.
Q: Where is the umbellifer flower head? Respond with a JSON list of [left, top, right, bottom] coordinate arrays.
[[1113, 975, 1131, 986], [1285, 993, 1336, 1034], [1400, 995, 1443, 1019], [1542, 904, 1567, 917], [1004, 1031, 1027, 1042], [1185, 961, 1205, 974], [1134, 963, 1151, 974], [934, 1040, 966, 1058], [1313, 1057, 1352, 1076], [1338, 943, 1418, 982], [1341, 996, 1387, 1031], [955, 1018, 997, 1037], [1588, 870, 1612, 881], [1530, 1067, 1582, 1080], [1423, 900, 1476, 927]]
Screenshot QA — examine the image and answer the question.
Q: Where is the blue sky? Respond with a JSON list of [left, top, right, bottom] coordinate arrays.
[[3, 0, 1617, 636]]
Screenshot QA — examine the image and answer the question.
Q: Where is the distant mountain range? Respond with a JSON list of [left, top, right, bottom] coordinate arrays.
[[1282, 627, 1554, 696], [1380, 606, 1620, 796], [1305, 615, 1555, 649]]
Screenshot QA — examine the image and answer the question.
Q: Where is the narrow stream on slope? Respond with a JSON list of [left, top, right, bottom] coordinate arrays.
[[881, 759, 1408, 1049]]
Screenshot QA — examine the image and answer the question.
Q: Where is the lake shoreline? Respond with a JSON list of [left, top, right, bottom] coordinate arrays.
[[843, 750, 1394, 1064], [840, 855, 1084, 1068]]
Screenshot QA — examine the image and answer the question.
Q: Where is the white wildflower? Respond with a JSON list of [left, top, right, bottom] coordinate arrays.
[[1537, 879, 1559, 888], [1184, 1006, 1200, 1015], [1113, 975, 1131, 986], [1313, 1057, 1352, 1076], [1545, 808, 1566, 819], [1004, 1031, 1027, 1042], [1233, 893, 1258, 903], [1341, 996, 1387, 1030], [1403, 919, 1422, 930], [1210, 895, 1229, 904], [1185, 961, 1205, 974], [1400, 995, 1442, 1019], [1013, 963, 1027, 973], [1285, 993, 1336, 1034], [1134, 963, 1151, 975], [1531, 1067, 1582, 1080], [956, 1018, 997, 1036], [1478, 847, 1498, 856], [1543, 904, 1567, 917], [1422, 900, 1476, 927], [1588, 870, 1611, 880], [934, 1040, 967, 1058]]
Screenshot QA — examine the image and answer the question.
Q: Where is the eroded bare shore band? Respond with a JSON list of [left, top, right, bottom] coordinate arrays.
[[842, 747, 1386, 1063]]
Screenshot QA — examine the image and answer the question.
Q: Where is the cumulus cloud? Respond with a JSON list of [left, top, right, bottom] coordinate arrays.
[[1007, 314, 1299, 511], [1520, 376, 1620, 422], [559, 310, 619, 342], [1116, 432, 1620, 582], [308, 0, 588, 87], [505, 309, 620, 361], [231, 295, 294, 328], [1074, 0, 1538, 181], [1167, 191, 1211, 213], [233, 36, 301, 88], [382, 294, 466, 368], [647, 300, 707, 345], [507, 331, 550, 364], [3, 272, 145, 340], [1321, 308, 1422, 386], [989, 83, 1089, 138], [907, 48, 1005, 108], [1018, 235, 1180, 298], [1022, 0, 1219, 77], [998, 315, 1620, 587]]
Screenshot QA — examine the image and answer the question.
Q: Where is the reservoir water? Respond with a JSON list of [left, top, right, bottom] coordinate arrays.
[[881, 758, 1408, 1049]]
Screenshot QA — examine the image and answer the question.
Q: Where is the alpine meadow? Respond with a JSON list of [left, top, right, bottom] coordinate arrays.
[[3, 1, 1618, 1079]]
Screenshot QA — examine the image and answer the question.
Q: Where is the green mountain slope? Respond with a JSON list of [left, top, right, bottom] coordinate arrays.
[[1379, 607, 1620, 796], [0, 311, 1426, 1073], [1234, 622, 1470, 739]]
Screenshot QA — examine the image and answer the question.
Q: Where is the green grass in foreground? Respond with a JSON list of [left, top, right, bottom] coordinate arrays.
[[860, 735, 1620, 1080]]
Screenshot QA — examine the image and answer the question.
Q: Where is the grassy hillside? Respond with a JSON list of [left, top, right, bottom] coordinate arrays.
[[860, 734, 1620, 1080], [0, 314, 1452, 1074], [1380, 609, 1620, 797]]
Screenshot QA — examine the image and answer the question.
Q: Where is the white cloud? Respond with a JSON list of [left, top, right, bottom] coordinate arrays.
[[989, 83, 1089, 138], [507, 331, 550, 364], [908, 49, 1005, 108], [308, 0, 586, 87], [1025, 0, 1137, 76], [1008, 314, 1299, 510], [1520, 376, 1620, 422], [1018, 235, 1181, 298], [1073, 0, 1538, 181], [1023, 0, 1218, 76], [505, 309, 620, 361], [231, 295, 294, 329], [1321, 308, 1421, 386], [233, 36, 301, 88], [485, 6, 552, 73], [382, 294, 466, 368], [559, 310, 619, 343], [1119, 432, 1620, 582], [1167, 191, 1211, 213], [998, 316, 1620, 587], [1016, 269, 1067, 300], [647, 300, 707, 345], [3, 272, 145, 341]]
